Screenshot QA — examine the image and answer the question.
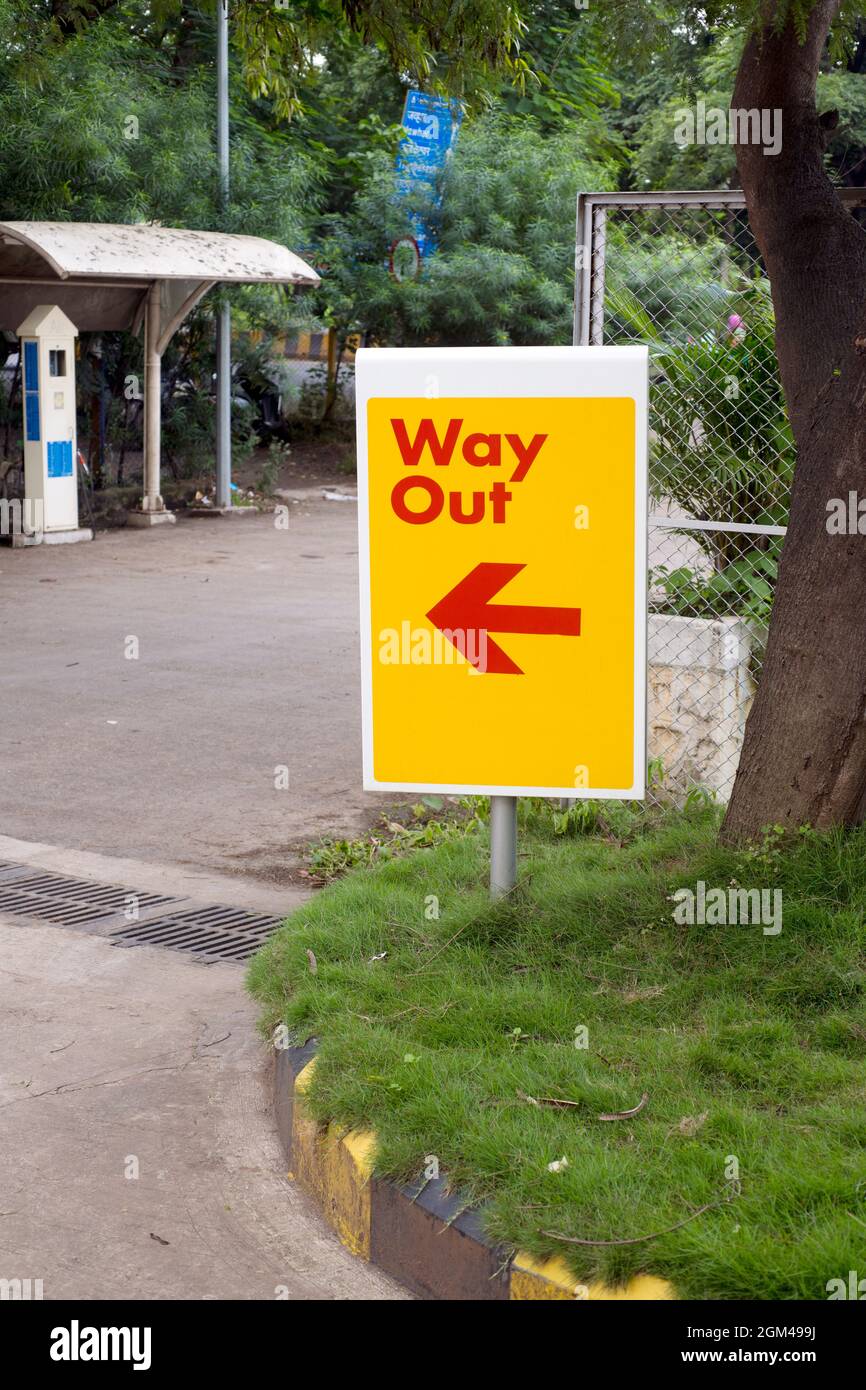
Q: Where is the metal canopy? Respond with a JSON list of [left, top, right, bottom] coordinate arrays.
[[0, 219, 321, 521], [0, 220, 320, 340]]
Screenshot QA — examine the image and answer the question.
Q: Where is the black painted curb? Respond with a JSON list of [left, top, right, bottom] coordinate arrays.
[[273, 1042, 509, 1299], [272, 1041, 676, 1302]]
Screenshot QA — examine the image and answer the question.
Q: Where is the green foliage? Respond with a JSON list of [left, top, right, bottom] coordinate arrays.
[[816, 67, 866, 183], [541, 795, 650, 839], [249, 807, 866, 1297], [0, 21, 208, 223], [740, 823, 791, 879], [499, 0, 620, 129], [0, 5, 317, 241], [551, 801, 601, 836], [315, 113, 615, 349], [232, 0, 532, 118], [0, 1, 322, 475], [597, 0, 861, 61], [293, 35, 407, 214], [308, 798, 487, 882], [609, 247, 791, 620], [653, 286, 793, 525], [625, 28, 744, 191], [3, 0, 863, 481], [625, 21, 866, 193], [648, 278, 793, 617], [651, 549, 780, 626], [606, 232, 732, 345]]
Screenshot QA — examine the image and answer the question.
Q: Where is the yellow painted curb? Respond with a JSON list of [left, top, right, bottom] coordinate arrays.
[[510, 1252, 675, 1301], [291, 1060, 374, 1259], [287, 1058, 676, 1297]]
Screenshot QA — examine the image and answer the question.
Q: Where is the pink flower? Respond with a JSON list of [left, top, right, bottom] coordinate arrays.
[[727, 313, 743, 331]]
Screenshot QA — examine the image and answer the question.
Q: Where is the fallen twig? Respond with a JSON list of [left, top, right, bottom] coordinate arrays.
[[541, 1194, 732, 1248], [598, 1092, 648, 1121]]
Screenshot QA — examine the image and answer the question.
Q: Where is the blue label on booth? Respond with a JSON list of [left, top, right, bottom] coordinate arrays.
[[25, 393, 40, 442], [24, 340, 40, 441], [47, 440, 73, 478], [24, 340, 38, 389]]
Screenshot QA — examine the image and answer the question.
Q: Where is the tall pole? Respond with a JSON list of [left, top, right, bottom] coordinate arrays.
[[215, 0, 231, 509], [143, 282, 162, 512], [490, 796, 517, 899]]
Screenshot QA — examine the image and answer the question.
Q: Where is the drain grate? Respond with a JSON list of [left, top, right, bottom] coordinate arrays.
[[109, 905, 283, 962], [0, 868, 179, 928], [0, 860, 284, 962], [0, 862, 30, 880]]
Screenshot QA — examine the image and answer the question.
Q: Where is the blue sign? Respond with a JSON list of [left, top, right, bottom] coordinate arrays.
[[395, 90, 462, 258], [24, 340, 40, 441], [47, 440, 73, 478]]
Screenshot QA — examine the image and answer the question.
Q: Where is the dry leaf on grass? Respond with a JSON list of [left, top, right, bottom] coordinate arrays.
[[674, 1111, 709, 1137], [622, 984, 667, 1004]]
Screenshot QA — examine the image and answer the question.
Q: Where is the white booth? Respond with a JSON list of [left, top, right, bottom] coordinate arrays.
[[16, 304, 89, 543], [0, 221, 319, 531]]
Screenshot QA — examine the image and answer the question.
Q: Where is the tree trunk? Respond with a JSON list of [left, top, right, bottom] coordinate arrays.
[[721, 0, 866, 842]]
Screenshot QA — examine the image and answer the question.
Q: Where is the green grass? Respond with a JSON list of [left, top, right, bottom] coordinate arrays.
[[247, 804, 866, 1299]]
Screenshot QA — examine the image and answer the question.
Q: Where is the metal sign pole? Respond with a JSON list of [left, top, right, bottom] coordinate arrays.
[[490, 795, 517, 898]]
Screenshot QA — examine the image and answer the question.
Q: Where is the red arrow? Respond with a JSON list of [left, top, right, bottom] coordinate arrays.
[[426, 562, 581, 675]]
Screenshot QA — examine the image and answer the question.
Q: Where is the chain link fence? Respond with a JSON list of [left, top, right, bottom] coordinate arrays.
[[574, 189, 866, 804]]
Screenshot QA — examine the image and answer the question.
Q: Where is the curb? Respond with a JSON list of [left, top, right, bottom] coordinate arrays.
[[273, 1043, 676, 1301]]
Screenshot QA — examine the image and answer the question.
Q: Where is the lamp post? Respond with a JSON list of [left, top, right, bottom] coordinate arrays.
[[215, 0, 231, 509]]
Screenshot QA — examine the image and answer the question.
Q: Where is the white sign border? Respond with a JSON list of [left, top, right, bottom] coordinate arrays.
[[355, 345, 648, 800]]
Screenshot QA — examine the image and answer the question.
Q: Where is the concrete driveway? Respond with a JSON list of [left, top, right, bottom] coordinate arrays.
[[0, 492, 383, 889], [0, 496, 410, 1301], [0, 912, 406, 1301]]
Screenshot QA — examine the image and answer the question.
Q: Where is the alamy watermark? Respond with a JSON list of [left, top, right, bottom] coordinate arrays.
[[826, 492, 866, 534], [827, 1271, 866, 1299], [0, 497, 43, 539], [378, 621, 488, 671], [674, 100, 782, 157], [671, 880, 782, 935], [0, 1277, 43, 1300], [49, 1321, 151, 1370]]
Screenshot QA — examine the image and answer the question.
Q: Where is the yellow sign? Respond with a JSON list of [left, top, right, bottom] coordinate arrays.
[[356, 347, 647, 797]]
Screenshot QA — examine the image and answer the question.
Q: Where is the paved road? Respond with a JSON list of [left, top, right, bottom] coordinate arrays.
[[0, 492, 383, 889], [0, 911, 407, 1301], [0, 498, 411, 1301]]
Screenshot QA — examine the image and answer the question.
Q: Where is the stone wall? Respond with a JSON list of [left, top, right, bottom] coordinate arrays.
[[648, 614, 756, 802]]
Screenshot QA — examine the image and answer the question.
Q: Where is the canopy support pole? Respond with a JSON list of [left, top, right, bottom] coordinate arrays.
[[129, 281, 176, 526], [143, 282, 162, 510]]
